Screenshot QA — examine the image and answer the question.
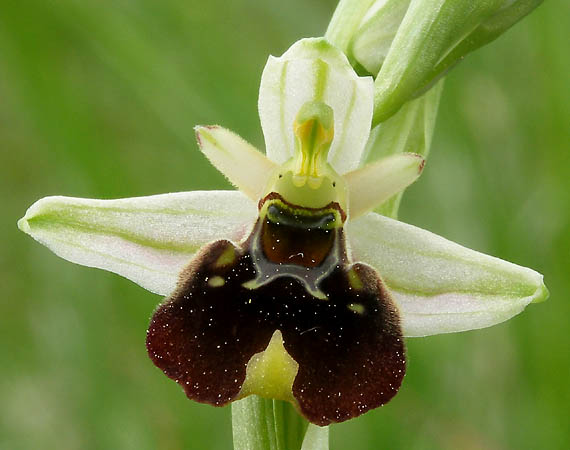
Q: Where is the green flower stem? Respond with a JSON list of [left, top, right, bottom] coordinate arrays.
[[325, 0, 375, 54], [232, 396, 328, 450]]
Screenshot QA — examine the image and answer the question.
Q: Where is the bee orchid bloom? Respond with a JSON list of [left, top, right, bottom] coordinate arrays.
[[18, 38, 547, 426]]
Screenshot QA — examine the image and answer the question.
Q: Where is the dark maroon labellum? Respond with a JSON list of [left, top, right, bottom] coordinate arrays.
[[146, 194, 406, 425]]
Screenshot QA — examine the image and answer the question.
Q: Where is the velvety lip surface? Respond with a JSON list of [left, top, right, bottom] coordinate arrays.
[[147, 207, 406, 425]]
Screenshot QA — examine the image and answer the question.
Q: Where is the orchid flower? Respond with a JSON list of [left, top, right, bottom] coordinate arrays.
[[18, 38, 547, 426]]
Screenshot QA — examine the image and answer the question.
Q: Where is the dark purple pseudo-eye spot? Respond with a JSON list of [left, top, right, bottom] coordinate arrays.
[[146, 194, 406, 425]]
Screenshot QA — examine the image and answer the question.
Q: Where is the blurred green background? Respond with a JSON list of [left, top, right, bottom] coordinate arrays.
[[1, 1, 568, 449]]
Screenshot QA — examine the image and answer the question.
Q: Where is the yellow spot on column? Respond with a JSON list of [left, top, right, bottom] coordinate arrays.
[[292, 101, 334, 185], [237, 330, 299, 403], [208, 276, 225, 287]]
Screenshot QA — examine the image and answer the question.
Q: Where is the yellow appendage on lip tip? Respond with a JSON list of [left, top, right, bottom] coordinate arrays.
[[237, 330, 299, 403]]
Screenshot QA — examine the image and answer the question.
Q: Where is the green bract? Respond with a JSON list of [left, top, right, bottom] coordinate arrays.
[[19, 38, 547, 426], [328, 0, 543, 123]]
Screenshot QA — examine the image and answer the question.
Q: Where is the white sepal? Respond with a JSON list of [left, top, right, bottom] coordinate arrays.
[[347, 212, 548, 337], [18, 191, 257, 296], [258, 37, 373, 174]]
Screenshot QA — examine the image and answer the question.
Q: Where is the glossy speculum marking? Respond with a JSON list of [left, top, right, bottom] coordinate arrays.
[[147, 192, 406, 425]]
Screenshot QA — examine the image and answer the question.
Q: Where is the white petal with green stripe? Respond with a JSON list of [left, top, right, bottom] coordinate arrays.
[[18, 191, 257, 296], [259, 37, 373, 174], [347, 212, 548, 337], [195, 125, 277, 201]]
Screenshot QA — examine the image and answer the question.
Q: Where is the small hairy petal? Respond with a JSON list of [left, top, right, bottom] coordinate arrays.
[[347, 212, 548, 337], [258, 38, 373, 174], [344, 153, 425, 219], [18, 191, 257, 296], [195, 125, 277, 201]]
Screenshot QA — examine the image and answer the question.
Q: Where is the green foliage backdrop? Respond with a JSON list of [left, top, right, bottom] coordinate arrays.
[[1, 1, 568, 448]]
